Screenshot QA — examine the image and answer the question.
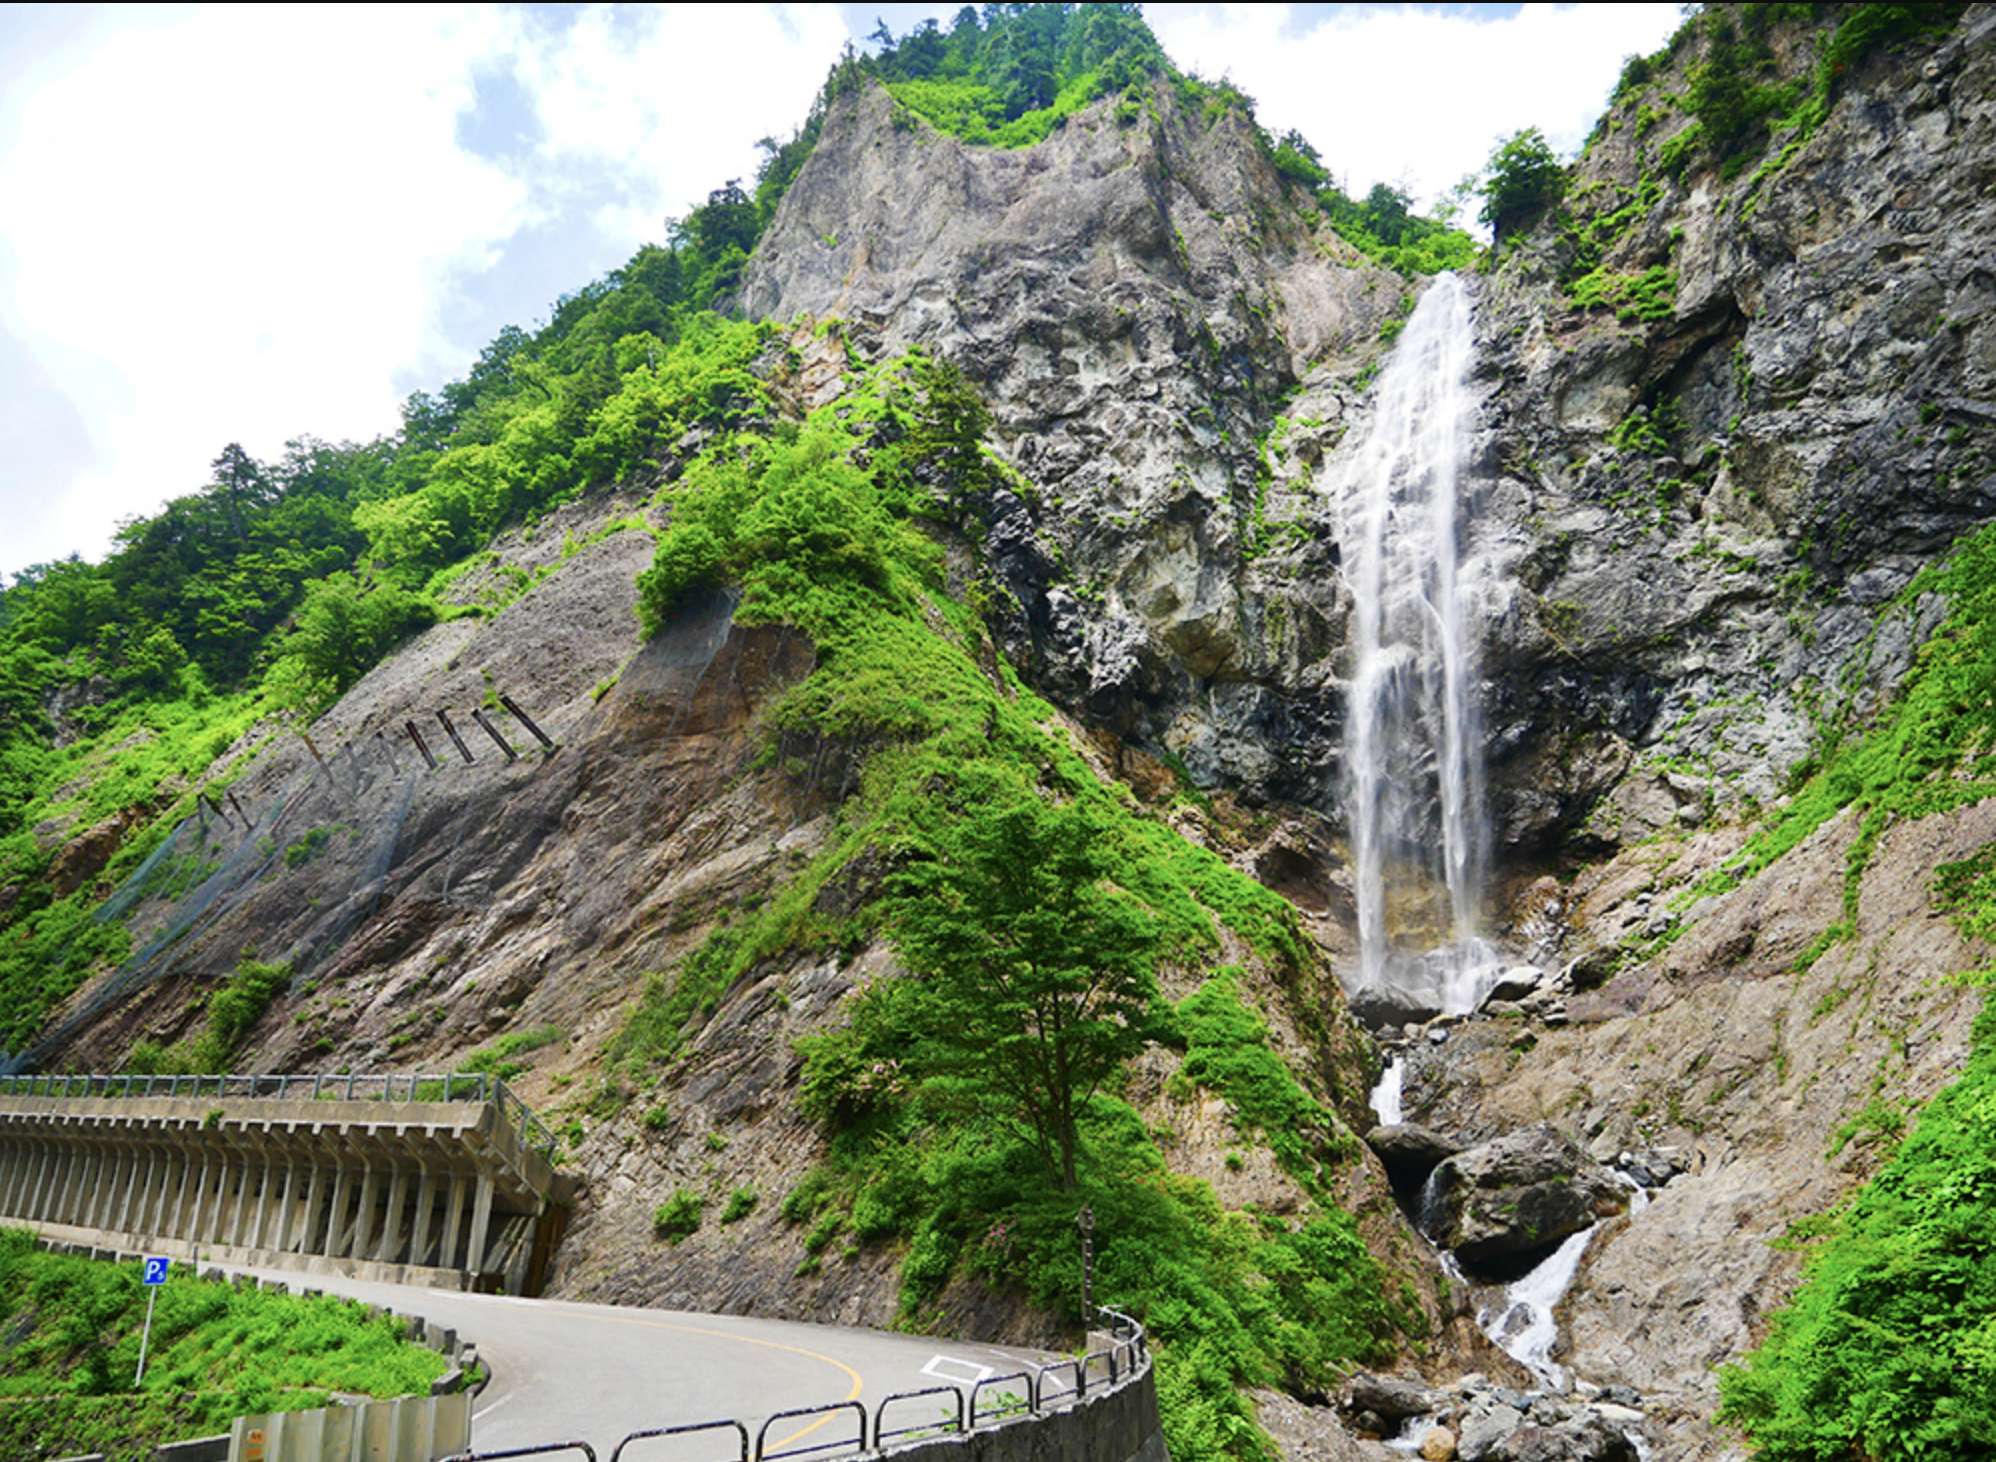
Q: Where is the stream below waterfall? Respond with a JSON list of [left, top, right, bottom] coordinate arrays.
[[1369, 1055, 1654, 1394]]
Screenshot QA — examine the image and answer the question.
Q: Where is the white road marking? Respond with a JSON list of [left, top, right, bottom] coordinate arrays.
[[474, 1391, 513, 1423], [921, 1354, 992, 1385]]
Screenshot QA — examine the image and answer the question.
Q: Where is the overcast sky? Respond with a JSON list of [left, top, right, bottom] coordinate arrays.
[[0, 2, 1681, 582]]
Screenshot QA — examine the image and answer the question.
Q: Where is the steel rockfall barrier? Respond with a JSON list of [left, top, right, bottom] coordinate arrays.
[[442, 1309, 1150, 1462]]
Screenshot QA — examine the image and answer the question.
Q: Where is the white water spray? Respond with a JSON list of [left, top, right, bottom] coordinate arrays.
[[1338, 273, 1498, 1016], [1370, 1055, 1404, 1126]]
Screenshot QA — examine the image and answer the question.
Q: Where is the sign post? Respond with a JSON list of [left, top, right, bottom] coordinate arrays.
[[1077, 1204, 1094, 1324], [136, 1256, 169, 1386]]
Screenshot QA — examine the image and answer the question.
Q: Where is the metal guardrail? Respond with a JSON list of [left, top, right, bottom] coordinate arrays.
[[0, 1071, 558, 1157], [756, 1402, 868, 1462], [610, 1420, 750, 1462], [872, 1386, 964, 1450], [474, 1308, 1149, 1462]]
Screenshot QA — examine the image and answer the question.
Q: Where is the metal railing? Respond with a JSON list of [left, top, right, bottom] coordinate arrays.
[[0, 1071, 558, 1157], [443, 1309, 1150, 1462]]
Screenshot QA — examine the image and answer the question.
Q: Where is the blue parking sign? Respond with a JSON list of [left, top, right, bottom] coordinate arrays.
[[142, 1257, 169, 1286]]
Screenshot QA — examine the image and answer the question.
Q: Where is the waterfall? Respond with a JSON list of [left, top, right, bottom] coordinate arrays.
[[1337, 272, 1498, 1017]]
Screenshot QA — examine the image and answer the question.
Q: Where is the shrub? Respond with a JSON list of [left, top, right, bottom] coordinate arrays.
[[653, 1190, 704, 1244], [1479, 128, 1564, 243]]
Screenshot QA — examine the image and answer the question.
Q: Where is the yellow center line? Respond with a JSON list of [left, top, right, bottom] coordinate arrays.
[[534, 1303, 865, 1451]]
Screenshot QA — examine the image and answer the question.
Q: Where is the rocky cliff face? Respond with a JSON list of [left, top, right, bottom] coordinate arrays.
[[743, 80, 1403, 809], [1467, 5, 1996, 859]]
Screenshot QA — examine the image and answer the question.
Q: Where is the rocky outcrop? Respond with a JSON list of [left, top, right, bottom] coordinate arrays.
[[743, 79, 1401, 809], [1419, 1125, 1627, 1265], [1336, 1373, 1647, 1462], [1464, 7, 1996, 851]]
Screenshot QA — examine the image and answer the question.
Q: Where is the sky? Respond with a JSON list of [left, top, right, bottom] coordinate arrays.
[[0, 2, 1682, 582]]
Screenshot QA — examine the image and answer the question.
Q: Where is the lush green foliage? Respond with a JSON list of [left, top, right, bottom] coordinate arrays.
[[654, 1189, 704, 1243], [883, 766, 1167, 1190], [1718, 995, 1996, 1458], [610, 325, 1402, 1460], [1610, 4, 1966, 185], [1177, 974, 1357, 1193], [1478, 128, 1565, 243], [123, 951, 288, 1075], [868, 4, 1168, 149], [0, 1230, 447, 1460], [782, 1087, 1404, 1462], [1695, 520, 1996, 909]]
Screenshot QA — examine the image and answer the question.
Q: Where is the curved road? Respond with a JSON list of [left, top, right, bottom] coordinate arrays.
[[233, 1265, 1058, 1457]]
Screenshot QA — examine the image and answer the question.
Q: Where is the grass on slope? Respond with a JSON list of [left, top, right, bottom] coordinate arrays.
[[0, 1229, 450, 1461]]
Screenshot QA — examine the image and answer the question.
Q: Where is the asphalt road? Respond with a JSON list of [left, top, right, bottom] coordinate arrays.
[[233, 1264, 1057, 1459]]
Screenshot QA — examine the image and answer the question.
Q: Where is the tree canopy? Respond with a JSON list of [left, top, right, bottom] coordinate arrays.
[[886, 767, 1166, 1191]]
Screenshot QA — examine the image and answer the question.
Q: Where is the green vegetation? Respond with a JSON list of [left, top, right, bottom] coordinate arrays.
[[457, 1024, 567, 1082], [869, 4, 1168, 150], [0, 1230, 448, 1461], [569, 299, 1403, 1459], [1478, 127, 1565, 243], [1689, 520, 1996, 920], [721, 1187, 759, 1224], [124, 951, 289, 1075], [882, 766, 1167, 1191], [1718, 993, 1996, 1459], [862, 7, 1470, 277], [654, 1190, 704, 1243]]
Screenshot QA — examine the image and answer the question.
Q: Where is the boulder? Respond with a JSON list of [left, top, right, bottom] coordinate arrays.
[[1343, 1372, 1440, 1424], [1367, 1122, 1464, 1186], [1420, 1124, 1628, 1264]]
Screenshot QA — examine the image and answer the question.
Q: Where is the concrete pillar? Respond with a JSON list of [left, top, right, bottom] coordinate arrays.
[[32, 1142, 65, 1221], [325, 1163, 355, 1257], [71, 1144, 102, 1226], [169, 1155, 197, 1239], [376, 1168, 410, 1263], [81, 1147, 112, 1228], [116, 1148, 147, 1234], [0, 1140, 22, 1214], [247, 1157, 276, 1251], [274, 1162, 299, 1253], [440, 1174, 468, 1270], [410, 1168, 438, 1268], [467, 1175, 495, 1277], [224, 1155, 249, 1248], [35, 1142, 68, 1223], [188, 1154, 216, 1242], [154, 1151, 181, 1235], [352, 1163, 380, 1261], [298, 1164, 327, 1254], [3, 1140, 36, 1216], [139, 1151, 165, 1236]]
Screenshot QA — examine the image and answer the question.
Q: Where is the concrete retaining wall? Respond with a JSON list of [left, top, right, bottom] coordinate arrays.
[[879, 1369, 1169, 1462]]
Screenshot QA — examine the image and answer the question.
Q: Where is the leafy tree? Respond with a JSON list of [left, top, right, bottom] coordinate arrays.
[[1478, 127, 1564, 244], [885, 768, 1166, 1191], [267, 572, 436, 711]]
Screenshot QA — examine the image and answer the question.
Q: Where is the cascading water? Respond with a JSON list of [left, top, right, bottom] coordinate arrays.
[[1337, 272, 1499, 1017]]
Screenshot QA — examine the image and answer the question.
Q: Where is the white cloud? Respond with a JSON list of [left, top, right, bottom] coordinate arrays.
[[1149, 2, 1683, 211], [0, 3, 847, 578]]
